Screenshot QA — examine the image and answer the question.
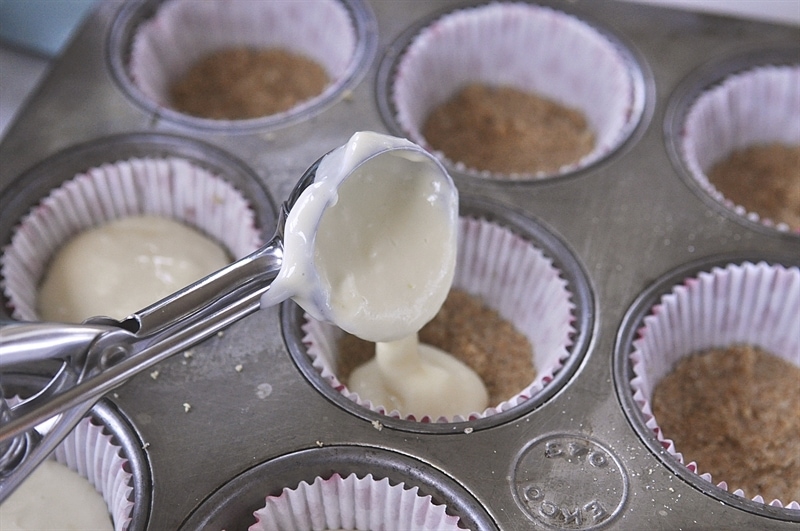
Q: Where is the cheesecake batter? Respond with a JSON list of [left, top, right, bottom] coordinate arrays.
[[38, 215, 229, 323], [0, 459, 112, 531]]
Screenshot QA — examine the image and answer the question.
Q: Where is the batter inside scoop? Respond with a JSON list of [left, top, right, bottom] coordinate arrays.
[[262, 131, 490, 419]]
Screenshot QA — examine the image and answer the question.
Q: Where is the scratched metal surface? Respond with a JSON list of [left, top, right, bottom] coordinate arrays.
[[0, 1, 798, 529]]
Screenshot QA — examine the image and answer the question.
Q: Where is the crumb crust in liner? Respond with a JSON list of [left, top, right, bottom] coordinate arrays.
[[390, 2, 641, 179], [302, 216, 576, 423], [679, 65, 800, 233], [629, 261, 800, 509]]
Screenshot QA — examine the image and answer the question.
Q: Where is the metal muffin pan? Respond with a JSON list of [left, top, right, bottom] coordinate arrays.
[[0, 0, 798, 529]]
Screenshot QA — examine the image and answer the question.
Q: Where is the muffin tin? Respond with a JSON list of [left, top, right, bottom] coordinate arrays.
[[0, 0, 798, 529]]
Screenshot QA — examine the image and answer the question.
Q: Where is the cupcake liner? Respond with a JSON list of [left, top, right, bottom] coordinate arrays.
[[249, 473, 463, 531], [680, 65, 800, 232], [4, 398, 134, 531], [391, 2, 640, 179], [302, 216, 576, 423], [629, 261, 800, 508], [1, 156, 261, 321], [129, 0, 357, 120], [54, 416, 135, 531]]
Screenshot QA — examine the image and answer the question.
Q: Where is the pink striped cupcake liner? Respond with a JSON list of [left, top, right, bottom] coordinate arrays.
[[249, 473, 463, 531], [3, 399, 136, 531], [390, 2, 643, 179], [679, 65, 800, 233], [629, 261, 800, 509], [128, 0, 358, 121]]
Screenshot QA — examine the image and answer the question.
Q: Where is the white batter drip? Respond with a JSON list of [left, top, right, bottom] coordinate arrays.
[[262, 131, 488, 418], [38, 215, 229, 323], [0, 459, 113, 531], [348, 334, 489, 418]]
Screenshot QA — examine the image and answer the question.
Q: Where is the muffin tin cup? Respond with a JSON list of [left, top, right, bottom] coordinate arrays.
[[3, 373, 150, 531], [109, 0, 377, 132], [0, 133, 274, 322], [249, 472, 463, 531], [180, 446, 495, 530], [678, 64, 800, 233], [284, 195, 593, 430], [616, 257, 800, 512], [380, 1, 647, 180]]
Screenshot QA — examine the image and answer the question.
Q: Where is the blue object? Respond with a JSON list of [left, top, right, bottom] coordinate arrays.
[[0, 0, 99, 56]]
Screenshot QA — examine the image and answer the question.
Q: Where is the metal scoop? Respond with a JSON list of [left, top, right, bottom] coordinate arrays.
[[0, 154, 321, 499], [0, 132, 455, 498]]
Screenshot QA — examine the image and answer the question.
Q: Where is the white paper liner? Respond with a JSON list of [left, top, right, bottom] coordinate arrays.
[[629, 261, 800, 509], [5, 397, 134, 531], [249, 473, 463, 531], [1, 156, 261, 321], [129, 0, 356, 120], [54, 416, 135, 531], [391, 2, 638, 179], [680, 65, 800, 233], [302, 216, 577, 423]]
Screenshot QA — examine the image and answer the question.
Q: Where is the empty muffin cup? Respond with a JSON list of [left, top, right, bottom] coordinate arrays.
[[115, 0, 375, 129], [250, 473, 463, 531], [627, 261, 800, 508], [1, 154, 262, 322], [679, 64, 800, 233], [385, 2, 645, 179], [295, 204, 587, 425]]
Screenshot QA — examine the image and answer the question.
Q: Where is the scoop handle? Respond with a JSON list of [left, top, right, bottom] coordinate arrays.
[[0, 236, 285, 443], [0, 321, 116, 368], [120, 236, 284, 337]]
